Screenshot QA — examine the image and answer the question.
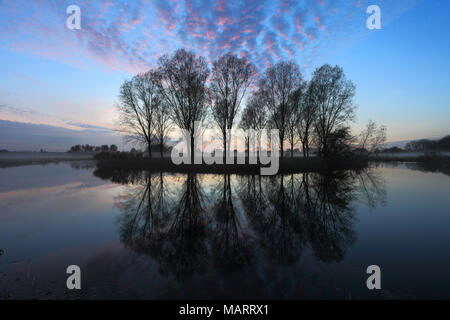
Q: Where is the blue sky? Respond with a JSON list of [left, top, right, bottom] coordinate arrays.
[[0, 0, 449, 148]]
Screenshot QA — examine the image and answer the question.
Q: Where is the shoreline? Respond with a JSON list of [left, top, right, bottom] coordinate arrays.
[[1, 152, 449, 173], [94, 157, 369, 174]]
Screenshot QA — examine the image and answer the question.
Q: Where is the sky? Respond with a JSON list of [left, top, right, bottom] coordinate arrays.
[[0, 0, 449, 150]]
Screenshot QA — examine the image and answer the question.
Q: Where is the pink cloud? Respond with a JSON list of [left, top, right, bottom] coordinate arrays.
[[314, 16, 325, 30], [0, 0, 408, 76]]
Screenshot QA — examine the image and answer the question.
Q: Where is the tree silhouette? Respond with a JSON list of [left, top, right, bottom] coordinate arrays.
[[258, 61, 304, 159], [156, 49, 210, 163], [210, 53, 254, 163], [311, 64, 356, 158], [117, 71, 160, 157]]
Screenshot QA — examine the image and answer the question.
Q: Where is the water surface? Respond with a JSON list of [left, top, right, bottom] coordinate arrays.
[[0, 161, 450, 299]]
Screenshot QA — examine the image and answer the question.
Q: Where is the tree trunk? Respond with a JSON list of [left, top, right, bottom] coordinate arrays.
[[190, 133, 195, 164], [225, 128, 232, 164], [223, 136, 227, 165], [279, 131, 285, 159], [160, 142, 164, 158], [245, 138, 249, 165], [148, 141, 152, 159], [257, 135, 261, 164], [280, 140, 284, 159], [305, 140, 309, 158]]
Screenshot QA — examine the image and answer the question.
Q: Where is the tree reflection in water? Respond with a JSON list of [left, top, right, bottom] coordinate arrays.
[[247, 174, 306, 266], [210, 174, 253, 274], [94, 168, 386, 282]]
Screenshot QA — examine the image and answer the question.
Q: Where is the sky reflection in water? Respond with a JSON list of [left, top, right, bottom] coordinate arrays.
[[0, 161, 450, 299]]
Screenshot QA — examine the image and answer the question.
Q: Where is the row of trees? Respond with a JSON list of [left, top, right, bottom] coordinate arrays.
[[117, 48, 386, 161], [405, 135, 450, 152], [69, 144, 118, 153], [240, 63, 359, 158]]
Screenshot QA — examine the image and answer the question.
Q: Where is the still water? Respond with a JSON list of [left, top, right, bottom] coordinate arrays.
[[0, 161, 449, 299]]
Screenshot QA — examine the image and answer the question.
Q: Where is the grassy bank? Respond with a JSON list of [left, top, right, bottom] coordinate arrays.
[[3, 152, 448, 173], [94, 153, 450, 175], [94, 156, 369, 174]]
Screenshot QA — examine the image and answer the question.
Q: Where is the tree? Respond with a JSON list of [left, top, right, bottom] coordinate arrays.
[[405, 136, 450, 152], [240, 102, 254, 156], [81, 144, 93, 152], [153, 102, 173, 158], [405, 139, 430, 151], [210, 53, 254, 162], [240, 90, 268, 158], [156, 49, 210, 163], [295, 81, 317, 158], [285, 94, 299, 158], [311, 64, 356, 158], [110, 144, 118, 152], [70, 145, 81, 152], [324, 127, 355, 158], [437, 136, 450, 150], [285, 82, 307, 158], [117, 71, 160, 158], [358, 120, 387, 154], [259, 61, 303, 159]]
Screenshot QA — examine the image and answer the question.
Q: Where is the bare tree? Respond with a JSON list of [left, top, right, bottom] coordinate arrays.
[[117, 71, 160, 157], [240, 90, 268, 156], [358, 120, 387, 154], [285, 102, 298, 158], [295, 82, 317, 158], [210, 53, 254, 162], [311, 64, 356, 158], [239, 106, 252, 154], [259, 61, 303, 159], [156, 49, 210, 163], [285, 82, 307, 158], [153, 102, 173, 158]]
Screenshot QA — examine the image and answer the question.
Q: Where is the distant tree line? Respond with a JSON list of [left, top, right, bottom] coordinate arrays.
[[405, 136, 450, 152], [68, 144, 118, 153], [116, 48, 386, 161], [381, 146, 404, 153]]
